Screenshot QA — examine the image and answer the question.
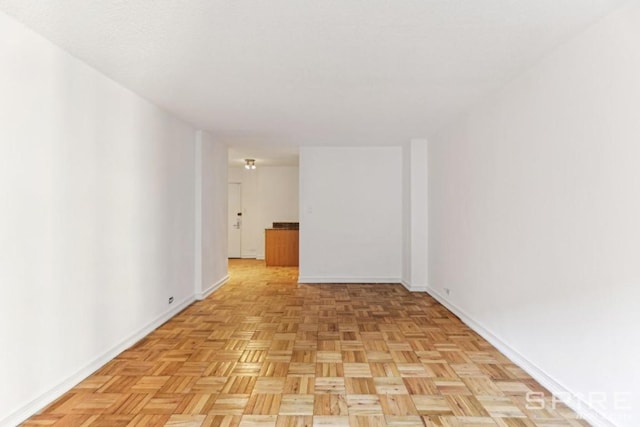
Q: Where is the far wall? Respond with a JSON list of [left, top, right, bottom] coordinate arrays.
[[228, 166, 299, 259], [299, 146, 403, 283]]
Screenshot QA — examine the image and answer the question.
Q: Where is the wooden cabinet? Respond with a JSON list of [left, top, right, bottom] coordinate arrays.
[[265, 229, 299, 266]]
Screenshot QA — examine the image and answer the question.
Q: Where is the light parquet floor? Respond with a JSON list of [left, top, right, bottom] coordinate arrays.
[[23, 259, 588, 427]]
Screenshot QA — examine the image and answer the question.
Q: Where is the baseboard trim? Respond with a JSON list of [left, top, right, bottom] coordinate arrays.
[[401, 280, 430, 292], [1, 295, 196, 427], [195, 274, 230, 300], [298, 276, 401, 284], [426, 286, 616, 427]]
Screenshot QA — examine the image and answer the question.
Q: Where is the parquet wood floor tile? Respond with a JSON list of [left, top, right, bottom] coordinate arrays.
[[22, 260, 588, 427]]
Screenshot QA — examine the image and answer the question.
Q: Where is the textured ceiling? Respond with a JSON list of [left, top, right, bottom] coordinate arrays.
[[0, 0, 627, 160]]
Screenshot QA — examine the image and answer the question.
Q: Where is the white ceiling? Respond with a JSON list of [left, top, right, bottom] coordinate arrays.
[[0, 0, 627, 164]]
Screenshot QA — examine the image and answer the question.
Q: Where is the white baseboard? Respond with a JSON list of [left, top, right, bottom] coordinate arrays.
[[426, 286, 616, 427], [401, 280, 430, 292], [1, 295, 196, 427], [195, 274, 229, 300], [298, 276, 401, 284]]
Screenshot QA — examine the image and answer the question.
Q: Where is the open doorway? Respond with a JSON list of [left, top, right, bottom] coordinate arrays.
[[228, 182, 242, 258], [226, 154, 299, 262]]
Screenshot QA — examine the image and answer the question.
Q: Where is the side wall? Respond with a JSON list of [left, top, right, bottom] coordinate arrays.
[[0, 12, 223, 425], [402, 139, 429, 291], [429, 4, 640, 426], [299, 146, 402, 283], [196, 132, 229, 298]]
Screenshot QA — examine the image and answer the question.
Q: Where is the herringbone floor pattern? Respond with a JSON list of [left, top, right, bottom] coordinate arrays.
[[23, 259, 587, 427]]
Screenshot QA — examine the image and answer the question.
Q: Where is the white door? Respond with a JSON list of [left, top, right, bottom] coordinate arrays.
[[228, 183, 242, 258]]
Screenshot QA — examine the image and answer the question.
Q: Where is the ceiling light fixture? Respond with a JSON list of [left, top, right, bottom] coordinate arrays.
[[244, 158, 256, 170]]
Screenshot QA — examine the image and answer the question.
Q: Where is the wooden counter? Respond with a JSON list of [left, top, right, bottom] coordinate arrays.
[[265, 229, 299, 266]]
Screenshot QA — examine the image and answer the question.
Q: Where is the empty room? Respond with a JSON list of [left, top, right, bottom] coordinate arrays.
[[0, 1, 638, 426]]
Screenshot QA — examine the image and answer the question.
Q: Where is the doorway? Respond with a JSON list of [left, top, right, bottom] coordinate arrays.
[[228, 182, 242, 258]]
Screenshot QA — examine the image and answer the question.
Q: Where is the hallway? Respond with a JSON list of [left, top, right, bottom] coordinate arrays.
[[23, 260, 585, 426]]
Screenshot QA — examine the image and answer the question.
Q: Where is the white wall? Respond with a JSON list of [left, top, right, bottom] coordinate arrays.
[[429, 4, 640, 426], [402, 143, 412, 284], [402, 139, 429, 291], [299, 147, 402, 283], [0, 12, 226, 425], [195, 131, 229, 298], [228, 166, 299, 259]]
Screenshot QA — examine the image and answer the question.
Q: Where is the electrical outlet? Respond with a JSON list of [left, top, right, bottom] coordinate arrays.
[[168, 296, 174, 304]]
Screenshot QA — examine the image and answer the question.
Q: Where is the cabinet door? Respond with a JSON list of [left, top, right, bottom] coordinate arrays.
[[265, 230, 299, 266]]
